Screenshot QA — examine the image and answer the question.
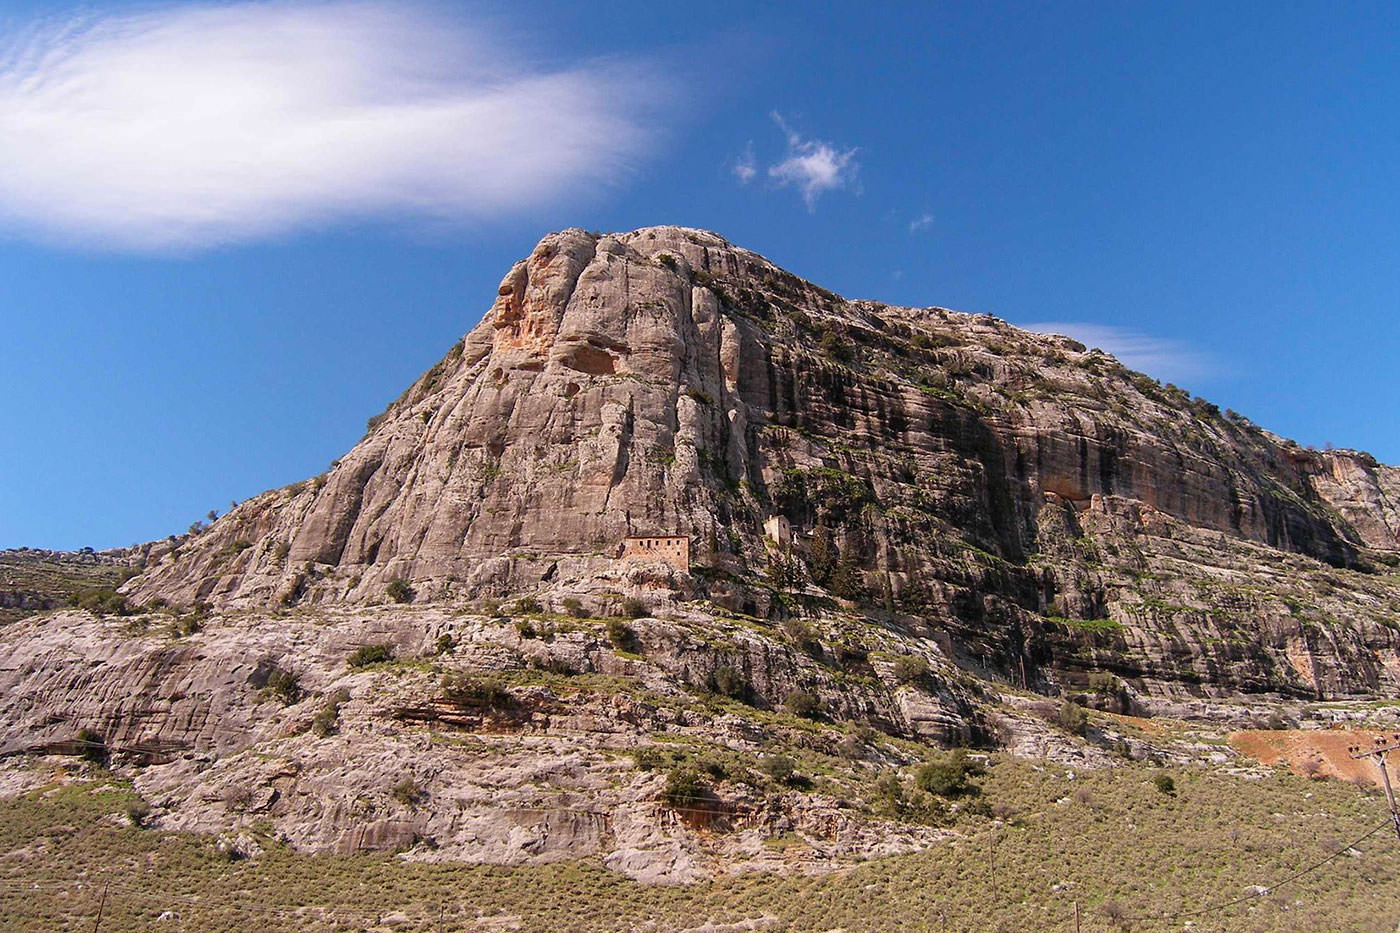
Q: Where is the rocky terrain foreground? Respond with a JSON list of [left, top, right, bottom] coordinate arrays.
[[4, 227, 1400, 922]]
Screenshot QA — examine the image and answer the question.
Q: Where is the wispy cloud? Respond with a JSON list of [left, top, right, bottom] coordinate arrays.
[[1020, 321, 1218, 385], [764, 113, 858, 210], [908, 212, 934, 234], [0, 2, 669, 251], [731, 141, 757, 183]]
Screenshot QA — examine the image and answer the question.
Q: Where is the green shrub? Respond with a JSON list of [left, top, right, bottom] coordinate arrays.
[[631, 746, 667, 771], [661, 767, 706, 810], [434, 633, 456, 655], [1057, 698, 1089, 735], [892, 655, 929, 684], [820, 330, 852, 362], [515, 596, 542, 615], [619, 597, 647, 619], [1152, 773, 1176, 795], [385, 579, 415, 604], [707, 664, 750, 701], [249, 656, 302, 704], [514, 618, 538, 639], [782, 618, 821, 656], [759, 755, 797, 784], [69, 587, 130, 616], [441, 673, 514, 710], [311, 689, 351, 737], [783, 690, 821, 719], [656, 252, 678, 271], [561, 597, 585, 618], [75, 727, 107, 764], [391, 778, 425, 807], [605, 618, 635, 650], [915, 750, 984, 798], [347, 643, 395, 669], [126, 800, 152, 827]]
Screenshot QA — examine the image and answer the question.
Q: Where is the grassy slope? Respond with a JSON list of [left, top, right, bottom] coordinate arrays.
[[4, 759, 1396, 932], [0, 552, 127, 625]]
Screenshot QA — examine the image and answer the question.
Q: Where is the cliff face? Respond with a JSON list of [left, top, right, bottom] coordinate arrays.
[[7, 226, 1400, 876], [125, 225, 1400, 700]]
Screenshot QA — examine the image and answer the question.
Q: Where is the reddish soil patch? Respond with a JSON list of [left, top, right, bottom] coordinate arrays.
[[1105, 712, 1177, 736], [1229, 729, 1400, 786]]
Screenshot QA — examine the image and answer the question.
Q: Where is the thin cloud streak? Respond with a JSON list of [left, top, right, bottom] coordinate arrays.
[[908, 212, 933, 233], [732, 141, 757, 182], [0, 2, 670, 251], [1021, 321, 1219, 386]]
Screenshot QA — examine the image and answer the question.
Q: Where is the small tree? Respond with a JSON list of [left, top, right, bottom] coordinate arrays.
[[915, 750, 984, 798], [266, 667, 303, 705], [892, 655, 929, 684], [385, 579, 415, 604], [347, 643, 395, 669], [708, 664, 749, 701], [1057, 698, 1089, 735], [75, 728, 107, 765], [782, 618, 821, 657], [820, 330, 852, 362], [249, 656, 301, 705], [783, 690, 821, 719], [441, 673, 513, 710], [606, 618, 635, 650], [311, 689, 351, 737], [661, 767, 706, 810]]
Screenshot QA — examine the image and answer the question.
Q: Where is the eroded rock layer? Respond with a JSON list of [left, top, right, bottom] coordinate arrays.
[[124, 226, 1400, 700]]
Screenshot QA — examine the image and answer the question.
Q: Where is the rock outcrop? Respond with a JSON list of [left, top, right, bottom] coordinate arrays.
[[5, 225, 1400, 876], [125, 225, 1400, 700]]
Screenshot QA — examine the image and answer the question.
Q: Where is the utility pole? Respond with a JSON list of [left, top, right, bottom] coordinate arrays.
[[1348, 733, 1400, 841], [1073, 900, 1080, 933], [91, 880, 109, 933]]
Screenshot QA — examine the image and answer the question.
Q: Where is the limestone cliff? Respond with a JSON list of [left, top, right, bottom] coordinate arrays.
[[7, 226, 1400, 877], [125, 226, 1400, 700]]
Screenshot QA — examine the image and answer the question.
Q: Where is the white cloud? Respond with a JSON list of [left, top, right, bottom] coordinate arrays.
[[766, 112, 858, 210], [908, 212, 934, 233], [0, 2, 669, 251], [1020, 321, 1218, 386], [731, 141, 756, 183]]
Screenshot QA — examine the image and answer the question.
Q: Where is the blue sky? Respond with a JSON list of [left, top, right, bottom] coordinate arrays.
[[2, 0, 1397, 549]]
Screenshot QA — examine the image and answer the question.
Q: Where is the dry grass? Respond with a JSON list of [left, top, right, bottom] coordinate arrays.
[[3, 757, 1399, 931]]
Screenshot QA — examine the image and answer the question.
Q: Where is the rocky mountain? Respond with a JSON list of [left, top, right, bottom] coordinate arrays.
[[4, 225, 1400, 880], [129, 225, 1400, 699]]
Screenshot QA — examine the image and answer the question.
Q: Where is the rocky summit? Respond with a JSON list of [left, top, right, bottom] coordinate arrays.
[[5, 226, 1400, 882]]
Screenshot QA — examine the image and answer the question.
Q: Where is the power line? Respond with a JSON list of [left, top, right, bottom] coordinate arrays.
[[1118, 819, 1390, 923]]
